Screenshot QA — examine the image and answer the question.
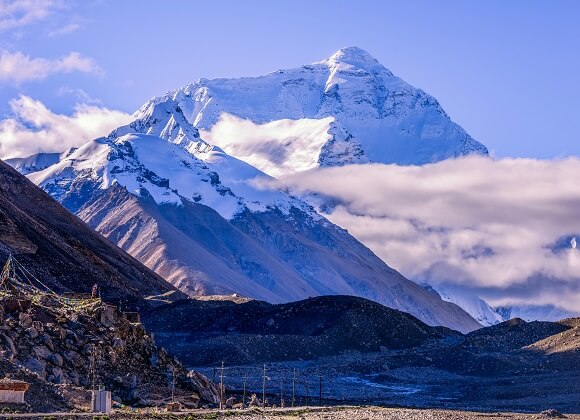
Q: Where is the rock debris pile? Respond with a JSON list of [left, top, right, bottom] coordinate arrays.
[[0, 296, 218, 411]]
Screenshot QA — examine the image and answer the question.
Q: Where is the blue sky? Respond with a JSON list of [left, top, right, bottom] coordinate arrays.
[[0, 0, 579, 158]]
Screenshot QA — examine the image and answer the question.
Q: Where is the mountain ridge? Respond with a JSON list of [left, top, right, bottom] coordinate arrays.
[[0, 159, 180, 307]]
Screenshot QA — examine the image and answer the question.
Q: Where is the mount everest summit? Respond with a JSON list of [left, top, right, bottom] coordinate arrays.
[[136, 46, 487, 177], [6, 47, 493, 333]]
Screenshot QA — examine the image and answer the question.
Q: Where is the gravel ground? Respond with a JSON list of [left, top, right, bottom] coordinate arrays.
[[7, 406, 575, 419], [220, 407, 579, 420]]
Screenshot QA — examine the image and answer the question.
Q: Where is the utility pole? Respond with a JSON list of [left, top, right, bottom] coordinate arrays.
[[305, 379, 309, 408], [292, 368, 296, 408], [262, 364, 267, 408], [319, 375, 322, 406], [171, 366, 176, 403], [280, 376, 284, 407], [91, 349, 96, 391], [219, 361, 225, 409], [242, 372, 247, 407]]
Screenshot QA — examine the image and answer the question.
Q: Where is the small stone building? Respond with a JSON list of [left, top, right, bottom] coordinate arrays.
[[0, 378, 30, 403]]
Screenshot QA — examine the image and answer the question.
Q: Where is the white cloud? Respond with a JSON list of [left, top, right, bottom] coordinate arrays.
[[0, 50, 101, 84], [0, 0, 61, 32], [200, 113, 334, 178], [267, 157, 580, 311], [0, 95, 132, 159]]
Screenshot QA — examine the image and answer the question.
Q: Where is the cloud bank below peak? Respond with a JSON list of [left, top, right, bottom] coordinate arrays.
[[264, 157, 580, 311]]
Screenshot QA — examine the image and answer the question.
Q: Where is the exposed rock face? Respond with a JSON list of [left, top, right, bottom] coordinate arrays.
[[0, 296, 219, 410], [63, 182, 480, 333]]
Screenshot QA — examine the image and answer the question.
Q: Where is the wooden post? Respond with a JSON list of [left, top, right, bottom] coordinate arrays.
[[291, 368, 296, 408], [171, 366, 176, 403], [219, 361, 224, 409], [242, 372, 247, 407], [262, 364, 266, 408], [280, 375, 284, 407]]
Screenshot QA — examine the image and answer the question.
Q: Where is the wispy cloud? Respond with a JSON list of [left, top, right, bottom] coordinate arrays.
[[267, 157, 580, 311], [0, 95, 132, 159], [0, 50, 101, 84], [47, 21, 79, 36], [56, 86, 102, 105], [0, 0, 62, 32]]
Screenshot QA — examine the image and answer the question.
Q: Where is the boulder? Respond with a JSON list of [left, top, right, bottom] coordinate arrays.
[[1, 332, 17, 357], [48, 352, 64, 367], [18, 312, 33, 328], [26, 326, 39, 339], [52, 325, 66, 340], [112, 337, 125, 350], [187, 370, 220, 403], [41, 333, 54, 351], [48, 366, 64, 384], [68, 371, 80, 386], [64, 350, 84, 368], [33, 345, 52, 361], [249, 393, 259, 407], [99, 305, 119, 327], [3, 298, 31, 313], [22, 357, 46, 377]]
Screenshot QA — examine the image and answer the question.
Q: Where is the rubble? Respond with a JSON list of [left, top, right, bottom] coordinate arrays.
[[0, 296, 219, 412]]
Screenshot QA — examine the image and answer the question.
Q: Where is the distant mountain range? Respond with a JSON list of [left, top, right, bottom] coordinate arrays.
[[425, 283, 579, 326]]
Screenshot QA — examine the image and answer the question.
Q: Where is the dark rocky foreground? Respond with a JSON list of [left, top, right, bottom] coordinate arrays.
[[143, 296, 580, 414], [143, 295, 459, 366]]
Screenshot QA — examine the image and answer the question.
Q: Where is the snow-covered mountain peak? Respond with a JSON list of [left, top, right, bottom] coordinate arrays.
[[128, 47, 488, 175], [113, 97, 215, 159], [322, 46, 393, 76]]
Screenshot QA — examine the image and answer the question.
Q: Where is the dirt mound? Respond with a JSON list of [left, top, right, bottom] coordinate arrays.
[[459, 318, 569, 353], [143, 295, 459, 365]]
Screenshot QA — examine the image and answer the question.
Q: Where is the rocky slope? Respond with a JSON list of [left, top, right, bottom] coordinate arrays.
[[0, 295, 219, 412], [181, 308, 580, 413], [0, 160, 181, 308]]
